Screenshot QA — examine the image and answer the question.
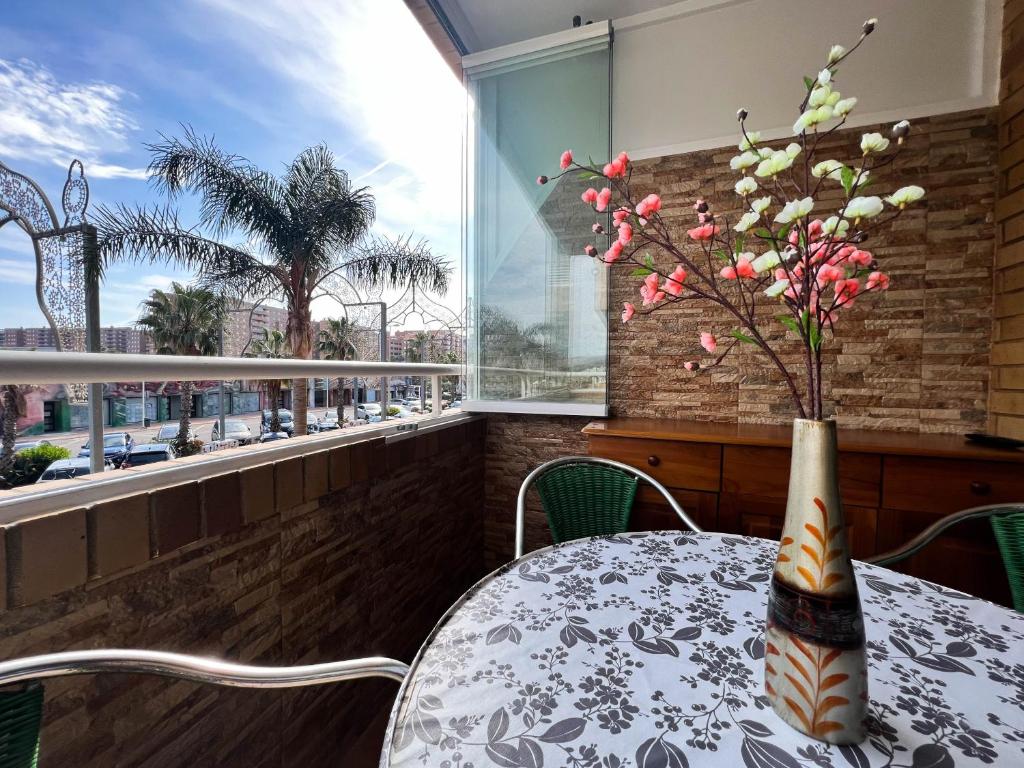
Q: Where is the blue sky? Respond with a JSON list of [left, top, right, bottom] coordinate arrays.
[[0, 0, 464, 329]]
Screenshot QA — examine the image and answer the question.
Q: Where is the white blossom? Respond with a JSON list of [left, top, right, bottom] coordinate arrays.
[[845, 196, 884, 220], [738, 131, 762, 151], [860, 132, 890, 155], [812, 160, 844, 179], [817, 68, 832, 86], [752, 250, 782, 273], [765, 279, 790, 298], [793, 105, 833, 134], [730, 152, 759, 172], [884, 185, 925, 208], [735, 177, 758, 196], [821, 216, 850, 238], [734, 211, 760, 232], [751, 196, 771, 214], [775, 197, 814, 224], [834, 97, 857, 117], [809, 86, 832, 109], [828, 44, 846, 64], [785, 142, 802, 159], [755, 149, 795, 178]]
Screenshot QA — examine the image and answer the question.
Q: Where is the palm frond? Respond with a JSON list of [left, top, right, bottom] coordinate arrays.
[[341, 235, 452, 295], [93, 203, 278, 297], [146, 127, 290, 244]]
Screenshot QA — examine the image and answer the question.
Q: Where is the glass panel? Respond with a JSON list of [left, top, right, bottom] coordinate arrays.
[[466, 39, 610, 412]]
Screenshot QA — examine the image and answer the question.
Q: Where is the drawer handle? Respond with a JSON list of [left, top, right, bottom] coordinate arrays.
[[647, 455, 660, 467], [970, 481, 991, 496]]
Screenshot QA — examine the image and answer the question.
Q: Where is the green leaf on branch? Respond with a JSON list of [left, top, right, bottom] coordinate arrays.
[[630, 267, 653, 276], [799, 310, 823, 350], [753, 228, 775, 240], [777, 315, 800, 335], [713, 249, 732, 262], [643, 253, 654, 269], [840, 166, 855, 197], [730, 330, 758, 345], [803, 75, 815, 90], [809, 323, 822, 351], [734, 234, 745, 254], [777, 223, 792, 242], [578, 171, 602, 181]]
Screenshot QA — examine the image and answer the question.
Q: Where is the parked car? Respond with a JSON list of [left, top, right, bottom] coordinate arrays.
[[153, 425, 197, 444], [357, 403, 382, 419], [78, 432, 134, 468], [450, 399, 462, 408], [317, 411, 341, 430], [390, 406, 414, 419], [211, 420, 254, 445], [306, 422, 321, 435], [259, 431, 289, 443], [122, 443, 176, 468], [14, 439, 52, 453], [36, 457, 111, 482], [260, 409, 294, 437]]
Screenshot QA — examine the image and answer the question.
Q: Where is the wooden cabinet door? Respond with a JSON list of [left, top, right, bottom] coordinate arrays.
[[631, 487, 718, 533], [718, 494, 878, 560], [588, 436, 722, 492], [876, 507, 1013, 606]]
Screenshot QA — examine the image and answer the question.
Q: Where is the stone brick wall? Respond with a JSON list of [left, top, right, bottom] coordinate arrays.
[[482, 108, 1000, 569], [0, 420, 486, 767], [613, 108, 998, 432]]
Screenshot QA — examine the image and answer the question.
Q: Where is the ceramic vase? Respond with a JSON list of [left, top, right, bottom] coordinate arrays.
[[764, 418, 868, 744]]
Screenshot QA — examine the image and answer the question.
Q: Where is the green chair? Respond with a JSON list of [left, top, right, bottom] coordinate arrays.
[[867, 503, 1024, 612], [0, 649, 409, 767], [515, 456, 703, 558]]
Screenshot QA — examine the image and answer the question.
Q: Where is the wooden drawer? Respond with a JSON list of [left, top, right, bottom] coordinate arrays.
[[632, 487, 719, 532], [719, 494, 877, 559], [722, 446, 881, 508], [882, 457, 1024, 514], [589, 435, 721, 492]]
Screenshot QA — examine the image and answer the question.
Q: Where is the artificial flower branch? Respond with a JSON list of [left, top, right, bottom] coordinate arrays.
[[539, 17, 923, 420]]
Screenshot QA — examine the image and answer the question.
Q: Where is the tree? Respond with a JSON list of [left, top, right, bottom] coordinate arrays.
[[136, 282, 223, 454], [317, 318, 357, 422], [248, 328, 289, 433], [94, 130, 451, 434], [0, 386, 30, 478]]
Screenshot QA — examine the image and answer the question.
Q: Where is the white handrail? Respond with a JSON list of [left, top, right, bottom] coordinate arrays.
[[0, 350, 461, 385]]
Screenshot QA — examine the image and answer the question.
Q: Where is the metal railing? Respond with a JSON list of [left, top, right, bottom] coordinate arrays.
[[0, 349, 462, 473]]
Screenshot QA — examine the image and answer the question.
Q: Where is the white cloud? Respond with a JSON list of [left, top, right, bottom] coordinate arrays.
[[193, 0, 465, 310], [0, 58, 147, 178], [0, 258, 35, 286]]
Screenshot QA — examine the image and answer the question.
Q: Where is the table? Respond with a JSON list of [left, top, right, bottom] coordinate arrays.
[[381, 533, 1024, 768]]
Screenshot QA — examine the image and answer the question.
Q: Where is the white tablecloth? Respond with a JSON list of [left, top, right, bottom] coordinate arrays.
[[382, 533, 1024, 767]]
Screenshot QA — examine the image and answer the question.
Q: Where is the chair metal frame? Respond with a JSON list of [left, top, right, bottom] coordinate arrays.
[[866, 502, 1024, 567], [0, 649, 409, 688], [515, 455, 704, 559]]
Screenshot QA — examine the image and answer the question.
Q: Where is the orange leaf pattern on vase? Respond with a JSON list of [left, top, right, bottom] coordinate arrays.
[[779, 497, 846, 593]]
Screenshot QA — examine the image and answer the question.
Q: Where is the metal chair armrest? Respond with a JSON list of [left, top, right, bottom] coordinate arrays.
[[865, 503, 1024, 567], [0, 649, 409, 689]]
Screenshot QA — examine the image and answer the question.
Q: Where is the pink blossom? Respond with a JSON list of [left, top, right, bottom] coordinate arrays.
[[621, 302, 635, 323], [816, 264, 843, 285], [788, 228, 801, 246], [604, 240, 624, 263], [603, 157, 626, 178], [662, 265, 687, 296], [807, 219, 824, 240], [592, 222, 604, 234], [560, 150, 573, 170], [596, 187, 613, 212], [831, 245, 856, 265], [683, 361, 698, 371], [834, 278, 860, 306], [849, 249, 873, 267], [735, 257, 755, 278], [700, 332, 717, 354], [616, 151, 630, 166], [720, 265, 738, 280], [636, 194, 662, 218], [584, 245, 598, 258], [617, 222, 633, 245], [613, 208, 630, 227], [640, 272, 666, 306], [687, 223, 719, 242], [865, 271, 890, 291], [581, 188, 598, 204]]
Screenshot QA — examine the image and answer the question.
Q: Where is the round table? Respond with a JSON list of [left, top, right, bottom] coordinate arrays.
[[381, 532, 1024, 768]]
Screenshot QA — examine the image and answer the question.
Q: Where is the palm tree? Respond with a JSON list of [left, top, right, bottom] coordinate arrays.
[[94, 129, 450, 435], [137, 283, 223, 453], [317, 318, 357, 421], [0, 386, 30, 478], [248, 328, 289, 432]]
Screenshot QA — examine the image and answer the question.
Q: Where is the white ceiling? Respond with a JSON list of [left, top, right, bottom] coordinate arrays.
[[435, 0, 683, 52]]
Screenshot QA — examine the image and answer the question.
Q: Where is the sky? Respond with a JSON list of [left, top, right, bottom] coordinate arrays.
[[0, 0, 464, 330]]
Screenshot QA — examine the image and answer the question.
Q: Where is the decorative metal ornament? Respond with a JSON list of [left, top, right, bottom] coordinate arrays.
[[0, 159, 90, 401]]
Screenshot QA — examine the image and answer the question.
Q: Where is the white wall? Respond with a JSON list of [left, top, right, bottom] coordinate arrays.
[[612, 0, 1002, 158]]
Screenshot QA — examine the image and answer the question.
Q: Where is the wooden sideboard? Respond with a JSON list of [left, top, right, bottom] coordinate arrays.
[[584, 418, 1024, 606]]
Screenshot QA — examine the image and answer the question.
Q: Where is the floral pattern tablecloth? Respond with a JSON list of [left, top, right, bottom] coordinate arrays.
[[381, 533, 1024, 768]]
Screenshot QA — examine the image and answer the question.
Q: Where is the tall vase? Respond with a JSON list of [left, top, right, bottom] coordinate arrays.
[[765, 418, 867, 744]]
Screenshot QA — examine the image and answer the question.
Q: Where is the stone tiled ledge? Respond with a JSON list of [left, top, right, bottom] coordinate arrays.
[[1, 417, 485, 611]]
